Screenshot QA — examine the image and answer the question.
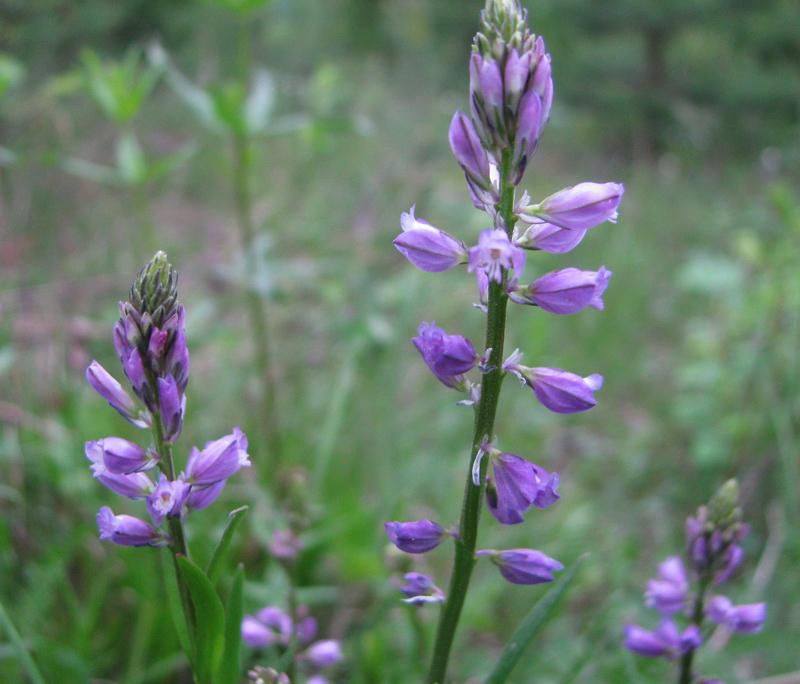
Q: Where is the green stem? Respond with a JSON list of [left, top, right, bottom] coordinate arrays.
[[678, 576, 709, 684], [148, 377, 197, 645], [427, 149, 517, 684], [232, 127, 282, 471]]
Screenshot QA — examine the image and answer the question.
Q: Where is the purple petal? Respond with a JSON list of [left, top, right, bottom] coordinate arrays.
[[384, 520, 447, 553]]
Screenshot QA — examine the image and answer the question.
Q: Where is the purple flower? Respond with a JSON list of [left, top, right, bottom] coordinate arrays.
[[514, 221, 588, 254], [97, 506, 168, 547], [121, 348, 152, 410], [185, 427, 250, 486], [85, 441, 153, 499], [393, 206, 468, 273], [623, 618, 702, 659], [476, 548, 564, 585], [399, 572, 445, 604], [242, 607, 294, 648], [158, 376, 185, 443], [521, 182, 624, 231], [474, 446, 560, 525], [448, 111, 496, 204], [186, 478, 226, 511], [468, 229, 526, 283], [505, 360, 603, 414], [706, 596, 766, 634], [412, 322, 477, 388], [146, 473, 191, 526], [85, 361, 148, 428], [305, 640, 343, 668], [98, 436, 157, 474], [385, 520, 448, 553], [715, 543, 743, 585], [510, 91, 543, 185], [645, 556, 689, 615], [269, 529, 303, 561], [508, 266, 611, 314]]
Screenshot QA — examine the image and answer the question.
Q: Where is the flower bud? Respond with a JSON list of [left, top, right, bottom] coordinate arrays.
[[97, 506, 168, 547], [521, 182, 624, 231], [412, 322, 478, 389], [185, 428, 250, 486], [505, 361, 603, 414], [393, 206, 468, 273], [508, 266, 611, 314], [99, 436, 157, 474], [476, 548, 563, 584], [384, 520, 448, 554]]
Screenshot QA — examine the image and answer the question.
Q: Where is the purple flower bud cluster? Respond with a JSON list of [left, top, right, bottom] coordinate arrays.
[[86, 253, 250, 547], [624, 481, 766, 682], [242, 605, 343, 683]]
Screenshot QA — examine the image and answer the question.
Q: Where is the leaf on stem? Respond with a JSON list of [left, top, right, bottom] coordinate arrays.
[[177, 555, 226, 684], [219, 564, 245, 684], [206, 505, 250, 585]]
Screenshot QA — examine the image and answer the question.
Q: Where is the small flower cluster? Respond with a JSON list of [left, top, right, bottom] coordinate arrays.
[[388, 0, 621, 593], [86, 252, 250, 547], [242, 605, 343, 684], [624, 481, 766, 682]]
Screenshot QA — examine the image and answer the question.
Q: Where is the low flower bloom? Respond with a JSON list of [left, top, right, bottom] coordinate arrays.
[[97, 506, 168, 547], [505, 359, 603, 414], [185, 427, 250, 486], [146, 473, 191, 526], [305, 640, 344, 668], [385, 520, 448, 553], [85, 441, 153, 499], [473, 446, 560, 524], [476, 548, 563, 585], [514, 221, 588, 254], [85, 361, 148, 428], [99, 436, 157, 474], [508, 266, 611, 314], [269, 529, 303, 561], [242, 607, 294, 648], [393, 206, 468, 273], [645, 556, 689, 615], [520, 182, 624, 231], [412, 322, 478, 388], [399, 572, 446, 604], [468, 229, 526, 283], [706, 596, 766, 634], [623, 618, 702, 659]]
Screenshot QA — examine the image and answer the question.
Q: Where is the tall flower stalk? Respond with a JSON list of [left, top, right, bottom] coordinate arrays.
[[388, 1, 623, 681], [624, 480, 766, 684], [85, 252, 252, 681]]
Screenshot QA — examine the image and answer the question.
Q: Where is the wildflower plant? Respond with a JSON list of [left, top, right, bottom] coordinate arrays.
[[388, 1, 623, 680], [85, 252, 252, 684], [624, 480, 766, 684]]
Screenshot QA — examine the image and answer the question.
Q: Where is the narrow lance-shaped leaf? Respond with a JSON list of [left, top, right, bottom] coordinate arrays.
[[177, 555, 226, 684], [485, 554, 588, 684], [219, 564, 245, 684], [206, 505, 249, 585]]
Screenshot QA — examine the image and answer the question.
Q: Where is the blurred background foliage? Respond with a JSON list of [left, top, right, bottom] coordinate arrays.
[[1, 0, 798, 682]]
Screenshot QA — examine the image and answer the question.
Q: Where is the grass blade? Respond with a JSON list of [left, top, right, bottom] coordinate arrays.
[[0, 598, 46, 684], [485, 554, 588, 684]]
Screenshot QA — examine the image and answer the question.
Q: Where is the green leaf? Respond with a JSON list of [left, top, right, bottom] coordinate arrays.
[[219, 565, 245, 684], [0, 598, 46, 684], [177, 555, 226, 684], [245, 69, 275, 133], [145, 142, 197, 184], [149, 43, 222, 133], [61, 156, 123, 187], [116, 130, 148, 186], [485, 554, 588, 684], [206, 506, 249, 585], [161, 549, 195, 670]]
